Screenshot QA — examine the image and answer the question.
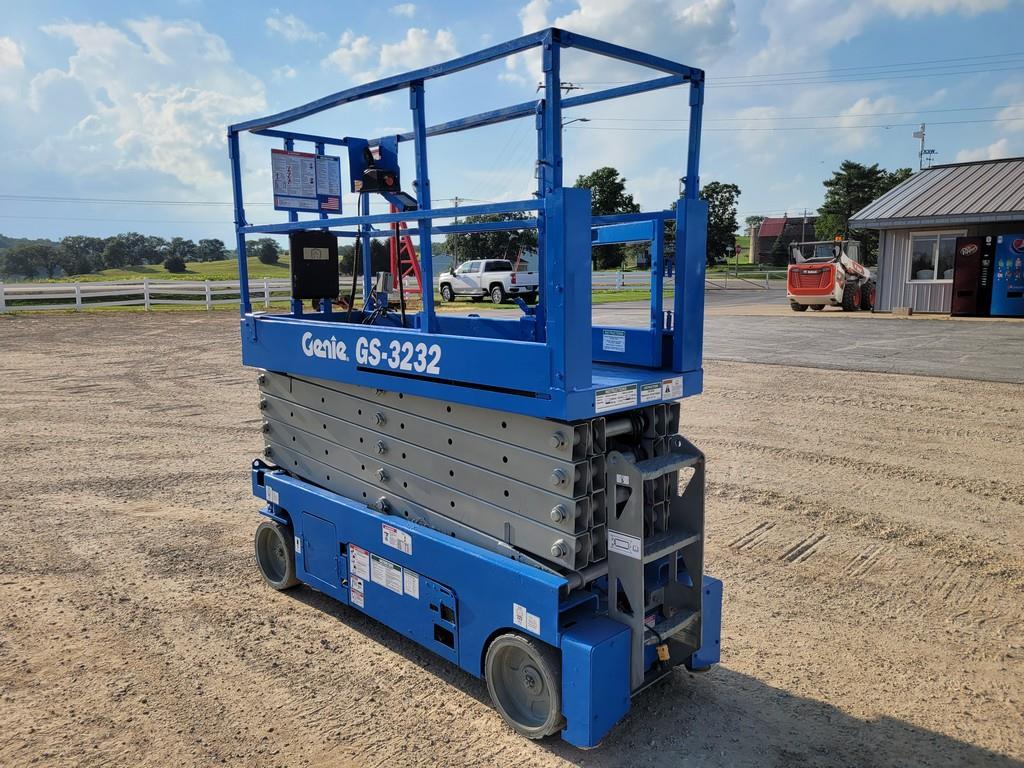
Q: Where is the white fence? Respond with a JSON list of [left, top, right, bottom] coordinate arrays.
[[0, 271, 785, 312]]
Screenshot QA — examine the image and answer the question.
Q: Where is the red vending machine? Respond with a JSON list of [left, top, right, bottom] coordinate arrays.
[[951, 236, 994, 316]]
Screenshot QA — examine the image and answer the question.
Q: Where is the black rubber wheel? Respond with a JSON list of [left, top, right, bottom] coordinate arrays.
[[790, 302, 808, 312], [810, 304, 825, 311], [523, 292, 538, 305], [860, 282, 875, 311], [842, 283, 861, 312], [254, 521, 299, 590], [490, 284, 507, 304], [439, 284, 454, 303], [484, 633, 563, 739]]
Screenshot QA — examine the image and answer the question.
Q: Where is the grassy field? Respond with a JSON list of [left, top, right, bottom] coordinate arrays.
[[59, 256, 290, 282]]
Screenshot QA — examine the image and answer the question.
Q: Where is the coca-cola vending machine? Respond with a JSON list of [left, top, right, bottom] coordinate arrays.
[[951, 236, 994, 316], [991, 234, 1024, 318]]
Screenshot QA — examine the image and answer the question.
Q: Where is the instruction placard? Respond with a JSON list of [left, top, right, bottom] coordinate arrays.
[[271, 149, 342, 214], [595, 384, 638, 414], [350, 544, 370, 581], [370, 553, 404, 595]]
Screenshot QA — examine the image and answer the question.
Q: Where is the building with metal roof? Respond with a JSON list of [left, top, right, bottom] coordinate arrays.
[[850, 157, 1024, 313]]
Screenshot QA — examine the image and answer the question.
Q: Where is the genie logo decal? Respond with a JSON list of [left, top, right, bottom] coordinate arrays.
[[959, 243, 979, 257], [301, 331, 349, 361]]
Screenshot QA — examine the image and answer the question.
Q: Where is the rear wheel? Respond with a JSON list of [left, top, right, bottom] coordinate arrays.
[[842, 283, 861, 312], [485, 633, 563, 739], [522, 292, 538, 305], [439, 284, 454, 303], [860, 282, 875, 311], [810, 304, 825, 311], [790, 302, 808, 312], [254, 521, 299, 590], [490, 284, 507, 304]]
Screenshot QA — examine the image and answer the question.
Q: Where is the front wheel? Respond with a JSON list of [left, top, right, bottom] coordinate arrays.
[[810, 304, 825, 311], [439, 284, 455, 303], [860, 282, 875, 311], [842, 283, 862, 312], [490, 284, 507, 304], [254, 521, 299, 590], [485, 633, 563, 739]]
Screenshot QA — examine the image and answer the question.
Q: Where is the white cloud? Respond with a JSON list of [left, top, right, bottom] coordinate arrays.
[[272, 64, 297, 80], [0, 36, 25, 100], [389, 3, 417, 17], [0, 36, 24, 70], [835, 95, 902, 149], [955, 138, 1012, 162], [265, 11, 323, 43], [323, 27, 458, 80], [29, 19, 265, 193]]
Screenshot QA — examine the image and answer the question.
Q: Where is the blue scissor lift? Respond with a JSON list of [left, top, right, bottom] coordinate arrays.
[[229, 28, 721, 748]]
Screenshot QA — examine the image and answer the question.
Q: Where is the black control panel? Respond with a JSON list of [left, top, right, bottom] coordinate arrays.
[[289, 231, 339, 300]]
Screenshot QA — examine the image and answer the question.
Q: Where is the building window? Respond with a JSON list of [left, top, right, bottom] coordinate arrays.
[[909, 232, 963, 282]]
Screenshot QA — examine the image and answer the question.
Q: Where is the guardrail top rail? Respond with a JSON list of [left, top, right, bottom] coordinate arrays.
[[228, 27, 708, 421]]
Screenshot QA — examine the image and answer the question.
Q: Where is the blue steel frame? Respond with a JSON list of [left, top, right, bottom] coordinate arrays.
[[253, 462, 721, 748], [228, 28, 707, 422]]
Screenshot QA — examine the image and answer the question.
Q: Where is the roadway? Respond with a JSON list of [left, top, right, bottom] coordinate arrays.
[[479, 288, 1024, 384]]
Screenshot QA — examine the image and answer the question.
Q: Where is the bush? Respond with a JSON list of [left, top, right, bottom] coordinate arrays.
[[250, 238, 281, 265], [164, 255, 187, 273]]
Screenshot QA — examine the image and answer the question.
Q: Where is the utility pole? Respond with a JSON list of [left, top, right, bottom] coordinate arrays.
[[913, 123, 937, 170], [451, 196, 463, 268]]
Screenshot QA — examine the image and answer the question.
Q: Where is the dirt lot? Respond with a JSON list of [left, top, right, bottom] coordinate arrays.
[[1, 311, 1022, 768]]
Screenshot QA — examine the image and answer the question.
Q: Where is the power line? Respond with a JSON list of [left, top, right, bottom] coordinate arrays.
[[573, 117, 1023, 133], [597, 104, 1021, 123]]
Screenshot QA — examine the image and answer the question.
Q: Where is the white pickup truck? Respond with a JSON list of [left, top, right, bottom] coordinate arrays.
[[438, 259, 539, 304]]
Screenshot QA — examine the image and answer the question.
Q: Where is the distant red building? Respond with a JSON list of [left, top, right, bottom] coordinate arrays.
[[754, 215, 818, 264]]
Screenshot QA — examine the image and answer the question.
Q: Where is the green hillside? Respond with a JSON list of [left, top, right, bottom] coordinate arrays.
[[60, 256, 291, 282]]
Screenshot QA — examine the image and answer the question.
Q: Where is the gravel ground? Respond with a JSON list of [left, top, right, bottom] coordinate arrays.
[[0, 311, 1021, 768]]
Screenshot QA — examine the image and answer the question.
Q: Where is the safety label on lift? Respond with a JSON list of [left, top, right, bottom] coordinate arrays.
[[602, 329, 626, 353], [513, 603, 541, 635], [403, 569, 420, 599], [382, 524, 412, 556], [640, 382, 662, 403], [371, 553, 404, 595], [350, 574, 365, 608], [350, 544, 370, 581], [662, 376, 684, 399], [595, 384, 638, 413]]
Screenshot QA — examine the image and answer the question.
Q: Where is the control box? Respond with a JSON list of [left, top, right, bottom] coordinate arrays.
[[289, 231, 339, 300]]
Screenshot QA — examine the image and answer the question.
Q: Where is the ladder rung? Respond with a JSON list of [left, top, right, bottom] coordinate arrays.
[[635, 451, 700, 481], [644, 609, 698, 645], [643, 530, 701, 563]]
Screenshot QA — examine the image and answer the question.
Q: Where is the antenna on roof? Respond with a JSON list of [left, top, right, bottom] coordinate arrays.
[[913, 123, 938, 170]]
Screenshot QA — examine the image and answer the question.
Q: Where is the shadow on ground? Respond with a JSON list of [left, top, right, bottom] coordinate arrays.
[[286, 585, 1021, 768]]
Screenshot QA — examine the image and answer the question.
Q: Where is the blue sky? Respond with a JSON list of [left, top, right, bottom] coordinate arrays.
[[1, 0, 1022, 244]]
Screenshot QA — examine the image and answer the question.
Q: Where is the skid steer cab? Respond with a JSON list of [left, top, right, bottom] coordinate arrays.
[[787, 239, 876, 312]]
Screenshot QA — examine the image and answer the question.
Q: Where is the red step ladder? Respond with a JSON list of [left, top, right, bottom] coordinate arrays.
[[389, 204, 423, 295]]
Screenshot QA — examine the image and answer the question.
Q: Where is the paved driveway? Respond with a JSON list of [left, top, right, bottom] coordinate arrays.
[[588, 292, 1024, 384]]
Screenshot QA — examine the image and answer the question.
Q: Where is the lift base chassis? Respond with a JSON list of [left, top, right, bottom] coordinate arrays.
[[252, 462, 721, 748]]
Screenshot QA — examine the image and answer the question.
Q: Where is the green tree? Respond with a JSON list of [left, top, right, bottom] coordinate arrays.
[[166, 237, 198, 264], [443, 212, 536, 268], [164, 255, 187, 273], [101, 232, 147, 269], [768, 232, 790, 267], [744, 215, 765, 231], [574, 167, 640, 270], [816, 161, 912, 264], [1, 242, 52, 278], [141, 236, 168, 265], [249, 237, 281, 265], [701, 181, 741, 267], [196, 238, 227, 262], [59, 235, 106, 275]]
